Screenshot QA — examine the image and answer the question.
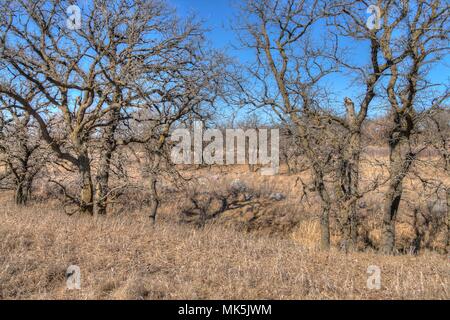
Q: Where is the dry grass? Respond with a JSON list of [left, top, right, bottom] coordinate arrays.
[[1, 158, 448, 300], [0, 198, 448, 300]]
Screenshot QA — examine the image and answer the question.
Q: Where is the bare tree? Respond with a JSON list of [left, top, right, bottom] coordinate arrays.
[[322, 0, 419, 248], [0, 0, 114, 214], [74, 0, 207, 215], [121, 49, 231, 223], [0, 100, 48, 205], [0, 0, 220, 217], [373, 0, 449, 254], [235, 0, 339, 249], [425, 107, 450, 252]]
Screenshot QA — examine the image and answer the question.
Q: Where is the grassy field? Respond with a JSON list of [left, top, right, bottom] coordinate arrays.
[[0, 194, 448, 300]]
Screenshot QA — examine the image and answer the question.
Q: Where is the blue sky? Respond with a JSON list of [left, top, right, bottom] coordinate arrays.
[[170, 0, 353, 120], [8, 0, 443, 121], [170, 0, 237, 49], [170, 0, 449, 120]]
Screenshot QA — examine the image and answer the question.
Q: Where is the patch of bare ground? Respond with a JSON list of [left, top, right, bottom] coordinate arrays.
[[0, 200, 448, 300]]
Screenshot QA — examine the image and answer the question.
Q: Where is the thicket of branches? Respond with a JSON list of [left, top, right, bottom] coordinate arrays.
[[0, 0, 448, 254]]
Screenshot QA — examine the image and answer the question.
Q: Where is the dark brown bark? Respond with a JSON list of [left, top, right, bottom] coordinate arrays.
[[148, 174, 160, 224], [339, 130, 362, 247], [79, 154, 94, 215], [146, 130, 167, 224], [311, 163, 331, 250], [446, 187, 450, 254], [14, 180, 31, 206], [411, 208, 423, 255], [320, 205, 331, 250], [441, 133, 450, 254], [94, 104, 121, 216], [381, 118, 415, 254], [382, 180, 403, 254]]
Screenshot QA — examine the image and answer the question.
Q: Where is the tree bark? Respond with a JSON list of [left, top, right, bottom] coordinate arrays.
[[340, 130, 361, 247], [95, 104, 121, 215], [146, 127, 170, 224], [443, 148, 450, 254], [446, 187, 450, 254], [14, 180, 31, 206], [381, 127, 414, 254], [382, 180, 403, 254], [79, 154, 94, 215], [314, 168, 331, 250], [320, 203, 331, 250], [148, 174, 160, 224]]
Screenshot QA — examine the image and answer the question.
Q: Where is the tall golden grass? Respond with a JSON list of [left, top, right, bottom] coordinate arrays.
[[0, 197, 448, 300]]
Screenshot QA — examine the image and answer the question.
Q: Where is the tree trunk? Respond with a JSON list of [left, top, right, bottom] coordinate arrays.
[[292, 115, 331, 251], [79, 154, 94, 215], [444, 155, 450, 254], [340, 131, 361, 248], [94, 175, 107, 216], [147, 127, 169, 224], [411, 207, 423, 255], [314, 168, 331, 250], [94, 105, 120, 215], [348, 134, 361, 245], [382, 181, 403, 254], [446, 187, 450, 254], [320, 203, 331, 250], [148, 174, 160, 224], [14, 180, 31, 205], [381, 131, 413, 254], [286, 159, 292, 175]]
